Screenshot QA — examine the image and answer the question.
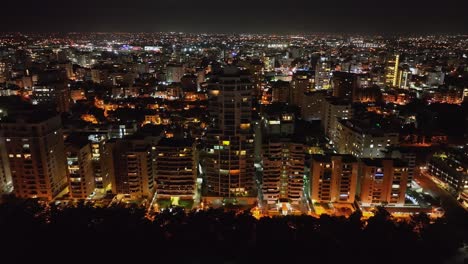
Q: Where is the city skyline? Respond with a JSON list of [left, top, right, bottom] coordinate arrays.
[[0, 14, 466, 261]]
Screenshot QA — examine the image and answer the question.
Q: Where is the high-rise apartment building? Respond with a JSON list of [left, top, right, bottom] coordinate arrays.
[[315, 57, 332, 89], [65, 137, 95, 199], [384, 54, 400, 87], [359, 158, 408, 206], [331, 71, 358, 101], [291, 70, 314, 106], [155, 138, 196, 200], [301, 91, 326, 121], [261, 103, 296, 137], [32, 82, 71, 113], [335, 119, 399, 158], [385, 147, 417, 188], [0, 113, 68, 200], [397, 66, 412, 89], [262, 140, 305, 205], [271, 80, 291, 103], [204, 66, 255, 197], [108, 139, 154, 199], [310, 154, 358, 204], [428, 148, 467, 196], [0, 144, 12, 193], [321, 97, 352, 143], [89, 134, 113, 193], [32, 69, 71, 113]]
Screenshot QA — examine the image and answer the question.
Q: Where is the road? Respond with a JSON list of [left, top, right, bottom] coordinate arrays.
[[415, 170, 468, 226]]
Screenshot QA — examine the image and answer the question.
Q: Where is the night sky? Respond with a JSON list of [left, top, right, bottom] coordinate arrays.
[[1, 0, 467, 34]]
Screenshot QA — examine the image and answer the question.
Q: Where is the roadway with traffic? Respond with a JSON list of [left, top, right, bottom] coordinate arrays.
[[415, 169, 468, 226]]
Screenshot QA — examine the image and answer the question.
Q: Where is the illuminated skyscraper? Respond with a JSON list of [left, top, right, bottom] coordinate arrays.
[[204, 66, 255, 198], [315, 57, 332, 89], [384, 54, 400, 87], [397, 66, 412, 89], [89, 134, 112, 194]]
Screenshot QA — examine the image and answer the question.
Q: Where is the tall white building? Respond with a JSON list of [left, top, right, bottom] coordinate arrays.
[[321, 97, 352, 143], [335, 119, 399, 158]]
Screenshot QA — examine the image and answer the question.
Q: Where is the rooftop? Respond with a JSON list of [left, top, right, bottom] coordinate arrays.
[[360, 158, 408, 167]]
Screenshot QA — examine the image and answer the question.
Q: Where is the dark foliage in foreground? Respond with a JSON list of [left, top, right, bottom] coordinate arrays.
[[0, 199, 466, 264]]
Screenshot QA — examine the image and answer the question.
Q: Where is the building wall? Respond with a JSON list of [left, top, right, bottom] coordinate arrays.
[[262, 141, 305, 205], [90, 139, 113, 193], [301, 91, 325, 120], [321, 99, 352, 143], [66, 143, 95, 199], [384, 54, 400, 87], [336, 121, 399, 158], [0, 115, 68, 200], [110, 140, 154, 199], [32, 83, 71, 113], [315, 57, 331, 89], [205, 67, 255, 197], [360, 159, 408, 206], [311, 155, 358, 204], [291, 73, 313, 106], [155, 141, 196, 199], [428, 156, 467, 195], [0, 144, 12, 193], [271, 81, 290, 103], [166, 64, 185, 83]]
